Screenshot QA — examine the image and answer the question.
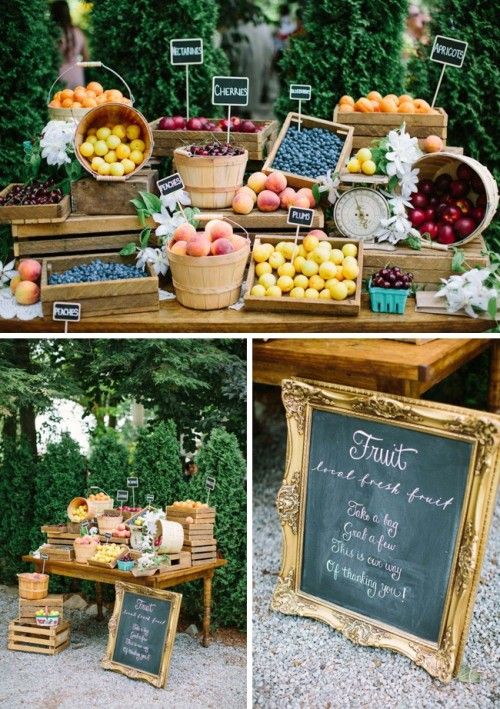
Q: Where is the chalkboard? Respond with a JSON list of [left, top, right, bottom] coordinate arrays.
[[287, 206, 314, 227], [212, 76, 249, 106], [170, 38, 203, 66], [431, 35, 468, 68], [300, 409, 472, 642]]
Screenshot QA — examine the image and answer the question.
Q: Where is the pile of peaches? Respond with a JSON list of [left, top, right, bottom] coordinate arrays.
[[337, 92, 439, 114], [10, 259, 41, 305], [168, 219, 248, 257], [48, 82, 132, 110], [232, 170, 316, 215]]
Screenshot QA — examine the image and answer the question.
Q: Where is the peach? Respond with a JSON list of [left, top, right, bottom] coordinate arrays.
[[211, 238, 235, 256], [247, 171, 268, 194], [279, 187, 297, 209], [308, 229, 328, 240], [187, 235, 211, 257], [15, 280, 40, 305], [422, 135, 444, 153], [238, 185, 257, 204], [205, 219, 233, 241], [257, 189, 280, 212], [170, 240, 188, 255], [18, 259, 41, 282], [290, 193, 310, 208], [172, 222, 197, 243], [230, 234, 249, 251], [265, 171, 287, 194], [10, 275, 21, 294], [232, 191, 254, 215], [297, 187, 316, 208]]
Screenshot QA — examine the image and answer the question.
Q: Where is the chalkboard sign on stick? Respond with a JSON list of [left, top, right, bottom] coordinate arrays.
[[102, 582, 181, 688], [272, 378, 499, 682]]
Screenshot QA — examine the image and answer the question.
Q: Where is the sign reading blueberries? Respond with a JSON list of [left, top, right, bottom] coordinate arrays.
[[145, 494, 155, 504], [287, 206, 314, 227], [212, 76, 249, 106], [431, 35, 468, 68], [289, 84, 311, 101], [206, 476, 216, 491], [117, 490, 129, 502], [157, 173, 184, 197], [53, 302, 81, 322], [170, 38, 203, 66], [127, 477, 139, 488]]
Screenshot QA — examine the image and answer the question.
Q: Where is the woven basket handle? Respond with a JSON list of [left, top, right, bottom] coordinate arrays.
[[47, 61, 135, 105], [87, 485, 111, 497]]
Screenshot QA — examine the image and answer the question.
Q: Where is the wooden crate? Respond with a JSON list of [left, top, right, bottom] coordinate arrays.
[[159, 551, 191, 572], [0, 184, 71, 224], [8, 619, 70, 655], [362, 235, 490, 286], [150, 118, 278, 161], [40, 544, 75, 561], [197, 207, 324, 231], [19, 595, 64, 623], [244, 235, 363, 316], [166, 505, 216, 523], [70, 169, 159, 215], [333, 106, 448, 150], [262, 113, 354, 189], [41, 252, 159, 319]]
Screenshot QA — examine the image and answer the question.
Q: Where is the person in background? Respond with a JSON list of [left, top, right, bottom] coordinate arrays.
[[50, 0, 89, 88], [274, 4, 297, 72], [183, 459, 198, 483]]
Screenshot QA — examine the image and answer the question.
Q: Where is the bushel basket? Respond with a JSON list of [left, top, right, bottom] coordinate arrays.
[[173, 147, 248, 208]]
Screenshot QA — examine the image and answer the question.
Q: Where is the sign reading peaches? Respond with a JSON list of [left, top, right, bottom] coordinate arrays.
[[157, 173, 185, 198], [53, 302, 81, 322]]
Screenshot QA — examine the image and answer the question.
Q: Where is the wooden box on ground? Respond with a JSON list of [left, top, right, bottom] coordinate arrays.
[[40, 544, 75, 561], [332, 106, 448, 150], [71, 169, 159, 215], [150, 119, 278, 161], [362, 235, 489, 287], [244, 235, 363, 316], [0, 184, 71, 225], [41, 252, 159, 319], [262, 113, 354, 189], [197, 207, 324, 231], [8, 619, 70, 655], [19, 595, 64, 623]]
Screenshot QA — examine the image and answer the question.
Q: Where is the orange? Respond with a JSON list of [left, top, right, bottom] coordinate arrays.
[[414, 98, 431, 113], [106, 89, 123, 102], [85, 89, 97, 99], [71, 101, 82, 108], [370, 100, 380, 111], [367, 91, 382, 102], [384, 94, 399, 105], [48, 99, 61, 108], [338, 104, 354, 112], [399, 94, 413, 104], [398, 101, 415, 113], [354, 97, 374, 112], [87, 81, 104, 96], [61, 97, 73, 108], [61, 89, 74, 101], [74, 88, 86, 102], [380, 97, 397, 113], [339, 95, 354, 106], [82, 96, 97, 108], [53, 91, 62, 101]]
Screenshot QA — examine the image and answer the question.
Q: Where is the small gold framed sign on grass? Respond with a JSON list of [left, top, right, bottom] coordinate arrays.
[[272, 378, 499, 682], [101, 582, 181, 688]]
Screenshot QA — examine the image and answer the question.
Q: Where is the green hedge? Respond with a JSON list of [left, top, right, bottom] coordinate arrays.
[[87, 429, 130, 498]]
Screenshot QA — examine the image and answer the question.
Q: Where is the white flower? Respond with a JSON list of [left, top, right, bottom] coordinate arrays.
[[160, 189, 191, 212], [317, 170, 340, 204], [375, 213, 414, 245], [385, 127, 422, 178], [151, 207, 187, 240], [387, 194, 413, 215], [0, 259, 18, 286], [399, 167, 420, 199], [136, 247, 169, 276], [40, 119, 77, 166], [436, 268, 498, 318]]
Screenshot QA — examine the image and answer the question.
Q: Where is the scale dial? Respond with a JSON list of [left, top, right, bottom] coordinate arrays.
[[334, 187, 390, 240]]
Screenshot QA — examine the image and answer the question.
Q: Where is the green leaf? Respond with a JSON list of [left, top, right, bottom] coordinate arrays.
[[312, 184, 321, 203], [457, 666, 481, 684], [137, 209, 147, 228], [140, 227, 152, 249], [130, 197, 144, 211], [387, 175, 399, 192], [451, 248, 466, 273], [404, 235, 422, 250], [139, 191, 162, 215], [119, 242, 137, 256], [487, 296, 498, 320]]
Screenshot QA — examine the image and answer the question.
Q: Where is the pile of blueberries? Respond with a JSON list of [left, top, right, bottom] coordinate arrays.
[[188, 142, 245, 157], [49, 259, 145, 285], [371, 266, 414, 290], [0, 178, 63, 206], [272, 126, 345, 178]]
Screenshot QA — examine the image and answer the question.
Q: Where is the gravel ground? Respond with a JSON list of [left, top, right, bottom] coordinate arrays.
[[252, 387, 499, 708], [0, 590, 246, 708]]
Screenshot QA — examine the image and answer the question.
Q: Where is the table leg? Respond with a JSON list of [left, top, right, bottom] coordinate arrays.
[[95, 582, 104, 621], [488, 340, 500, 414], [202, 571, 214, 647]]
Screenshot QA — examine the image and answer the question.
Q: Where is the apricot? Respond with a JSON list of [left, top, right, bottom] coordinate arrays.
[[279, 187, 297, 209], [15, 280, 40, 305], [230, 234, 248, 251], [247, 171, 268, 194], [170, 240, 188, 255], [257, 190, 280, 212], [10, 275, 21, 294], [211, 238, 235, 256], [297, 188, 316, 208], [290, 193, 310, 209], [367, 91, 383, 102], [398, 101, 415, 113], [414, 99, 431, 114], [354, 98, 374, 112], [172, 222, 197, 243], [339, 95, 354, 106], [187, 235, 211, 257], [205, 219, 233, 241], [232, 191, 254, 215], [18, 259, 41, 282], [380, 98, 398, 113], [384, 94, 399, 105], [399, 94, 413, 104], [422, 135, 444, 153], [265, 171, 287, 194], [338, 104, 354, 112]]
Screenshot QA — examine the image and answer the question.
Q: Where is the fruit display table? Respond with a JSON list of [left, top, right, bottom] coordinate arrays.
[[22, 555, 226, 647], [252, 337, 499, 411]]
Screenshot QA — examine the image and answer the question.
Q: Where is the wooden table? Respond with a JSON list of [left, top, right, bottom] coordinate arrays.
[[0, 296, 494, 332], [253, 338, 499, 410], [23, 555, 227, 647]]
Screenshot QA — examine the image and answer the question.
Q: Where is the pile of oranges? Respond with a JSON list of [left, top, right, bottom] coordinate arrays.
[[48, 81, 132, 110], [338, 92, 439, 114]]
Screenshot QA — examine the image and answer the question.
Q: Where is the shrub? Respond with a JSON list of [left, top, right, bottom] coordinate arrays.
[[133, 420, 186, 507], [87, 430, 130, 498]]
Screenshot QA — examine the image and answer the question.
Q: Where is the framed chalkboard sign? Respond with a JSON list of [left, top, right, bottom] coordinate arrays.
[[272, 379, 499, 682], [102, 582, 181, 687]]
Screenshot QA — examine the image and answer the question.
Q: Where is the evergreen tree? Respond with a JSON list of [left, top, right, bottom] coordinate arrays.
[[89, 0, 229, 119], [275, 0, 407, 120], [0, 438, 36, 582], [133, 421, 186, 507], [186, 428, 246, 629], [0, 1, 59, 186], [87, 429, 130, 498]]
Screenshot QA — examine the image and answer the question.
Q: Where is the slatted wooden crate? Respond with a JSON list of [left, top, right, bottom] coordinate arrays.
[[0, 184, 71, 224], [19, 595, 64, 623], [166, 505, 216, 523], [159, 551, 192, 572], [71, 169, 159, 215], [197, 207, 324, 231], [40, 544, 75, 561], [8, 619, 70, 655]]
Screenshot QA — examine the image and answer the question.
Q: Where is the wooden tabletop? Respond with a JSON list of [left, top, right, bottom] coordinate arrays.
[[253, 338, 493, 397], [1, 296, 493, 333]]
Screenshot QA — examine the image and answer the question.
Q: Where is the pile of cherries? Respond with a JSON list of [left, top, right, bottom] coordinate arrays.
[[408, 163, 486, 245], [0, 179, 63, 206], [371, 266, 414, 290], [187, 142, 245, 157]]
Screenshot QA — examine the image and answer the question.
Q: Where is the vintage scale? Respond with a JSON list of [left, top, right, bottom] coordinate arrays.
[[333, 174, 393, 245]]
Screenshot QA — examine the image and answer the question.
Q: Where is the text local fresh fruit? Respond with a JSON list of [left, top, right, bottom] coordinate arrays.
[[169, 219, 248, 257], [250, 235, 359, 301], [272, 126, 345, 179], [232, 171, 316, 215], [79, 122, 145, 176]]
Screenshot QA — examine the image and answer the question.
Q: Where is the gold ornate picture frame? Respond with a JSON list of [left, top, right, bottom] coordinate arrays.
[[272, 378, 499, 683], [101, 582, 181, 688]]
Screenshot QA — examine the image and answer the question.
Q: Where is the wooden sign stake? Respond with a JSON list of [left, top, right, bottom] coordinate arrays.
[[170, 38, 204, 121], [226, 104, 232, 144], [431, 64, 446, 108], [212, 76, 249, 144], [430, 35, 468, 107], [289, 85, 312, 133]]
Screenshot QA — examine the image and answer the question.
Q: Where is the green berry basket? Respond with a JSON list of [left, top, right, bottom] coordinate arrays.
[[369, 283, 410, 314]]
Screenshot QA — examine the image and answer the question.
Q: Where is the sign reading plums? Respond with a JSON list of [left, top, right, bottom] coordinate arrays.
[[157, 173, 185, 197], [290, 84, 311, 101], [212, 76, 249, 106], [53, 302, 81, 322], [431, 35, 468, 68], [287, 206, 314, 227], [170, 38, 203, 65]]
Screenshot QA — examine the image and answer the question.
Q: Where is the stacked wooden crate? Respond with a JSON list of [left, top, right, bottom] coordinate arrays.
[[8, 619, 70, 655], [19, 595, 64, 623], [166, 505, 217, 565]]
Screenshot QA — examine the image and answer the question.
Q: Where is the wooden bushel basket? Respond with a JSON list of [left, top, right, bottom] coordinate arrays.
[[74, 103, 153, 181], [413, 152, 498, 246], [169, 241, 250, 310], [173, 148, 248, 208]]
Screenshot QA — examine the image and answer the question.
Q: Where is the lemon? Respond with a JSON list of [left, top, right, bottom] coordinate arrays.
[[342, 243, 358, 258], [310, 248, 329, 265], [294, 274, 309, 289], [347, 157, 361, 173], [91, 156, 105, 171], [130, 138, 146, 153], [309, 275, 325, 291], [305, 288, 320, 299], [255, 262, 272, 277], [344, 279, 357, 295], [290, 287, 305, 299], [280, 243, 297, 261], [266, 285, 282, 298], [278, 262, 295, 278], [86, 135, 98, 145], [126, 124, 141, 140], [94, 140, 108, 157], [277, 275, 294, 292], [116, 143, 131, 160], [297, 245, 307, 258], [329, 249, 344, 265], [250, 284, 266, 297], [259, 273, 277, 289], [361, 160, 377, 176], [129, 149, 144, 165], [329, 281, 348, 300], [112, 124, 127, 140], [303, 234, 319, 252], [293, 256, 306, 273], [342, 262, 359, 280], [268, 251, 285, 270], [302, 259, 319, 277], [106, 134, 121, 150], [325, 278, 339, 290], [253, 244, 271, 263], [319, 261, 337, 280], [79, 141, 94, 158], [96, 161, 111, 176], [343, 255, 358, 268], [356, 148, 372, 163], [109, 162, 125, 177], [104, 150, 117, 164], [319, 288, 332, 299], [96, 126, 111, 140], [275, 242, 287, 255], [121, 158, 135, 175]]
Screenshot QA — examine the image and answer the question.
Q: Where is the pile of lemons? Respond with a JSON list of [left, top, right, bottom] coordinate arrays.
[[346, 148, 377, 175], [79, 123, 145, 177]]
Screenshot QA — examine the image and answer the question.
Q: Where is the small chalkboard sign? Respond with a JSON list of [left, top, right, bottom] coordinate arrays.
[[102, 582, 181, 688], [116, 490, 129, 502], [170, 38, 203, 66], [289, 84, 311, 101], [157, 173, 184, 198], [40, 553, 49, 560], [145, 494, 155, 504], [212, 76, 249, 106], [80, 520, 89, 530], [53, 302, 81, 322], [273, 379, 499, 682], [206, 476, 216, 491], [431, 35, 468, 67], [287, 206, 314, 227], [127, 477, 139, 488]]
